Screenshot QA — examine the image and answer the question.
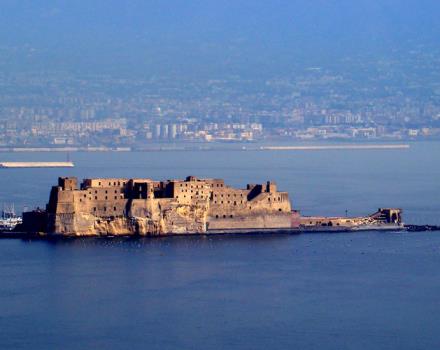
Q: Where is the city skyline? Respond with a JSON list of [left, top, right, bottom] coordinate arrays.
[[2, 1, 440, 148]]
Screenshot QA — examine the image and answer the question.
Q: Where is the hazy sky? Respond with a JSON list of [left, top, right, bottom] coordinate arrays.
[[1, 1, 439, 75]]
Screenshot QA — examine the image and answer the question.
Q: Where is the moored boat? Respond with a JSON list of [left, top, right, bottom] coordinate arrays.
[[0, 205, 23, 232]]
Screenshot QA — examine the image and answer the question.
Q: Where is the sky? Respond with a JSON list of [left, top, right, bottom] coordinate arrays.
[[1, 0, 440, 76]]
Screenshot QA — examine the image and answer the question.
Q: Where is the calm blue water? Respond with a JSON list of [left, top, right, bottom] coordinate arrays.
[[1, 142, 440, 349]]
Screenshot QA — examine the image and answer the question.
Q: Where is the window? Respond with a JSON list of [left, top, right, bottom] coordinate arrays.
[[114, 207, 117, 211], [93, 207, 96, 212], [215, 215, 219, 218], [95, 196, 98, 200]]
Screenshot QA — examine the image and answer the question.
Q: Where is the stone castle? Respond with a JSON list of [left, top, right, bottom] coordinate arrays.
[[31, 176, 292, 236]]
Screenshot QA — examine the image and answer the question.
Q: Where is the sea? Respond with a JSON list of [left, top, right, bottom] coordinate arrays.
[[1, 141, 440, 350]]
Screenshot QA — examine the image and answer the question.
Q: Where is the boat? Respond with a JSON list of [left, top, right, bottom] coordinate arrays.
[[0, 204, 23, 232]]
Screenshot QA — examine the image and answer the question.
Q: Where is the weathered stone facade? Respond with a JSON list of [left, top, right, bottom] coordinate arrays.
[[41, 176, 292, 236]]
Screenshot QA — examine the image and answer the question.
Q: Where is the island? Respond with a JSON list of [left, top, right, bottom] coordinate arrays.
[[18, 176, 403, 236]]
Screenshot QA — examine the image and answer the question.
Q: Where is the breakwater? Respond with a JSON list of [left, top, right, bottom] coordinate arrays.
[[260, 144, 410, 151], [0, 162, 74, 168]]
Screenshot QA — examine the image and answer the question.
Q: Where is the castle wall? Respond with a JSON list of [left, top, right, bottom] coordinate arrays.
[[43, 176, 293, 236], [207, 212, 292, 231]]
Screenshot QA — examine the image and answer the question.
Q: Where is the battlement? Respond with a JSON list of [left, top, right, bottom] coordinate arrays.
[[58, 177, 77, 191], [81, 178, 129, 189]]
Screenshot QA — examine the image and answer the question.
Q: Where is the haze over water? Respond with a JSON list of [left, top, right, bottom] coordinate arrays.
[[1, 143, 440, 349]]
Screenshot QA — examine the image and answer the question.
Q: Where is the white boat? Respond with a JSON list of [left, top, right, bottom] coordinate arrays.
[[0, 205, 22, 231]]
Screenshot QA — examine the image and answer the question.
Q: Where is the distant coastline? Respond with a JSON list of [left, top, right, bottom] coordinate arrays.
[[0, 142, 413, 153]]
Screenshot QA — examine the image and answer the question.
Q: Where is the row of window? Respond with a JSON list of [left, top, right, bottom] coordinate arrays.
[[178, 183, 224, 188], [93, 207, 118, 212], [213, 193, 244, 198], [215, 214, 234, 219], [178, 189, 206, 194], [97, 181, 126, 187], [212, 200, 243, 205], [89, 189, 123, 195], [80, 195, 124, 202], [176, 195, 206, 200]]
